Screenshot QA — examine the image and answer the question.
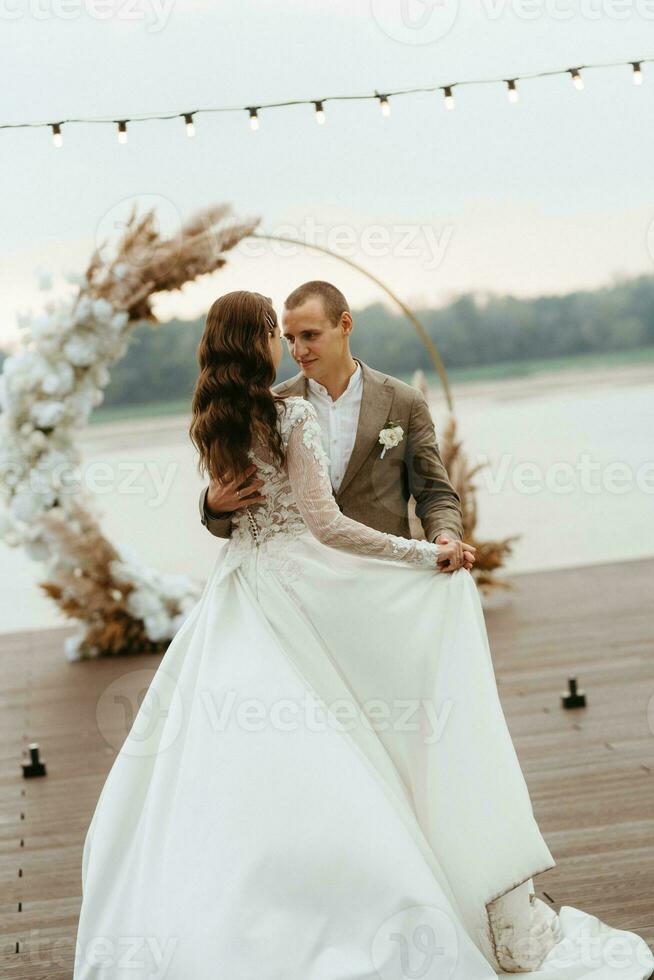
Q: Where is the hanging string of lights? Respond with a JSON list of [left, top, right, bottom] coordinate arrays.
[[0, 55, 649, 147]]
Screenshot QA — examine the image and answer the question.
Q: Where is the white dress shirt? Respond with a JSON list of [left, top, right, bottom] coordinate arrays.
[[306, 361, 363, 492]]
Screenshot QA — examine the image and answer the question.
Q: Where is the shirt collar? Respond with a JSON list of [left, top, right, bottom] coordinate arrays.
[[307, 360, 362, 401]]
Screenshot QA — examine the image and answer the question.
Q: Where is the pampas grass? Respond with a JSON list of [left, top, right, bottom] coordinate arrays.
[[37, 500, 164, 658], [86, 202, 258, 323], [410, 369, 517, 591]]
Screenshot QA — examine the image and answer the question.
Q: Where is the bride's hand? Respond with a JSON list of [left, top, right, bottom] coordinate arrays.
[[435, 535, 476, 572], [207, 464, 266, 513]]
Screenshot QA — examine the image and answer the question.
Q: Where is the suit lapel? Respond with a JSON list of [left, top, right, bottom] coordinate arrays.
[[336, 360, 393, 498]]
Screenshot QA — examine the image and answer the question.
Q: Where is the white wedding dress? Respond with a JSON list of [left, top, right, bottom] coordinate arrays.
[[73, 396, 654, 980]]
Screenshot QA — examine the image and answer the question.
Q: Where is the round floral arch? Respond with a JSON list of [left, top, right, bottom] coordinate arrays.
[[0, 204, 260, 660], [0, 203, 513, 660]]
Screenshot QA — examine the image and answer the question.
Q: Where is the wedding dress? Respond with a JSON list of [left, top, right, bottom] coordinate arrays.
[[73, 396, 654, 980]]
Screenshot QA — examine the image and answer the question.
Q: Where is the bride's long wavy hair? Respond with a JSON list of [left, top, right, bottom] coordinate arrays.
[[189, 290, 287, 484]]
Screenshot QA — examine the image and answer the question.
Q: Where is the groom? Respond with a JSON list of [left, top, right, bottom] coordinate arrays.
[[199, 280, 475, 572]]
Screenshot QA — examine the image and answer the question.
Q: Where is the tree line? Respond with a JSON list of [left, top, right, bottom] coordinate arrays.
[[3, 273, 653, 408]]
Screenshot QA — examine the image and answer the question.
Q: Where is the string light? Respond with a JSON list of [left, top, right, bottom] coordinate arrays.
[[570, 68, 584, 91], [3, 55, 651, 146], [443, 86, 455, 111], [183, 112, 195, 137]]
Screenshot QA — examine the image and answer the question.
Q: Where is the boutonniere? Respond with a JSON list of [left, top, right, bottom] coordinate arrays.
[[378, 419, 404, 459]]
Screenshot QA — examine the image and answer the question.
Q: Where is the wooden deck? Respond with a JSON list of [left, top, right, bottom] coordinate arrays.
[[1, 557, 653, 977]]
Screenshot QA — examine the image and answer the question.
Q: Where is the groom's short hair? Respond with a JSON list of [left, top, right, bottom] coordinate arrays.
[[284, 281, 350, 326]]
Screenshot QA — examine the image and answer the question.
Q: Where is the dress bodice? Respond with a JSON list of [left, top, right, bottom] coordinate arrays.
[[228, 397, 322, 552], [219, 396, 439, 595], [222, 397, 325, 593]]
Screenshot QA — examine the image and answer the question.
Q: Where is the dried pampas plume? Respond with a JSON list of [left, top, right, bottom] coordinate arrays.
[[86, 201, 259, 322]]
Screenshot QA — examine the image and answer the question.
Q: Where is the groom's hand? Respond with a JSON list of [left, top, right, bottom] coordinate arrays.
[[207, 464, 266, 516], [435, 533, 476, 572]]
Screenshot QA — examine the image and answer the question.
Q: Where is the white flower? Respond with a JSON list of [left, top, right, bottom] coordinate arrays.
[[378, 422, 404, 459], [74, 294, 93, 322], [126, 588, 165, 620], [41, 360, 75, 397], [63, 332, 99, 367], [33, 449, 73, 498], [78, 373, 104, 405], [4, 350, 50, 394], [30, 312, 58, 344], [91, 298, 115, 322], [28, 430, 50, 453], [64, 630, 86, 661], [30, 399, 65, 428], [143, 613, 172, 642], [10, 485, 48, 523]]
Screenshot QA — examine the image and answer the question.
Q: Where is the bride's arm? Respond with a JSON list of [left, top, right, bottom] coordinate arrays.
[[285, 406, 443, 570]]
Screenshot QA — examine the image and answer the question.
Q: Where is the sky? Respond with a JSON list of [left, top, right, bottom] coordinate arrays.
[[1, 0, 654, 350]]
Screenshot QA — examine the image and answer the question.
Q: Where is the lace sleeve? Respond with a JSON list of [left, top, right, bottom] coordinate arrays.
[[284, 402, 443, 570]]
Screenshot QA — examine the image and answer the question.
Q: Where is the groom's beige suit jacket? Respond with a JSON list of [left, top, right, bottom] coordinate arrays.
[[198, 357, 463, 543]]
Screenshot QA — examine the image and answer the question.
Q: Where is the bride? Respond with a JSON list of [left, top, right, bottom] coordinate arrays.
[[73, 291, 654, 979]]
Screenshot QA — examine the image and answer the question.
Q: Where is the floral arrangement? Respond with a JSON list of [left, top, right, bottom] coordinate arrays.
[[0, 203, 258, 659]]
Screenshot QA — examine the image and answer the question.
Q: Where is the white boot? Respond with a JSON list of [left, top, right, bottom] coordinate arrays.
[[487, 878, 563, 973]]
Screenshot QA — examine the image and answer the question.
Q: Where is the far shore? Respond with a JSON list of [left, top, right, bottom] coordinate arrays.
[[81, 355, 654, 448]]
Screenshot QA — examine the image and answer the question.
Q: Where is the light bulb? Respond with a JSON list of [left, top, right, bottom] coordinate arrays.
[[507, 79, 519, 103], [184, 113, 195, 137], [632, 62, 643, 85], [443, 86, 455, 111], [570, 69, 584, 91], [248, 107, 259, 131], [51, 123, 63, 148], [314, 101, 325, 124], [379, 95, 391, 117], [117, 120, 128, 143]]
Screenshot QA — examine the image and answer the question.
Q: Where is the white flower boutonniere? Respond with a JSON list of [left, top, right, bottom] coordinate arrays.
[[378, 419, 404, 459]]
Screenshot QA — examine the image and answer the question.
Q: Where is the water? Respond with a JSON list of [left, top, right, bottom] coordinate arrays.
[[1, 364, 652, 635]]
